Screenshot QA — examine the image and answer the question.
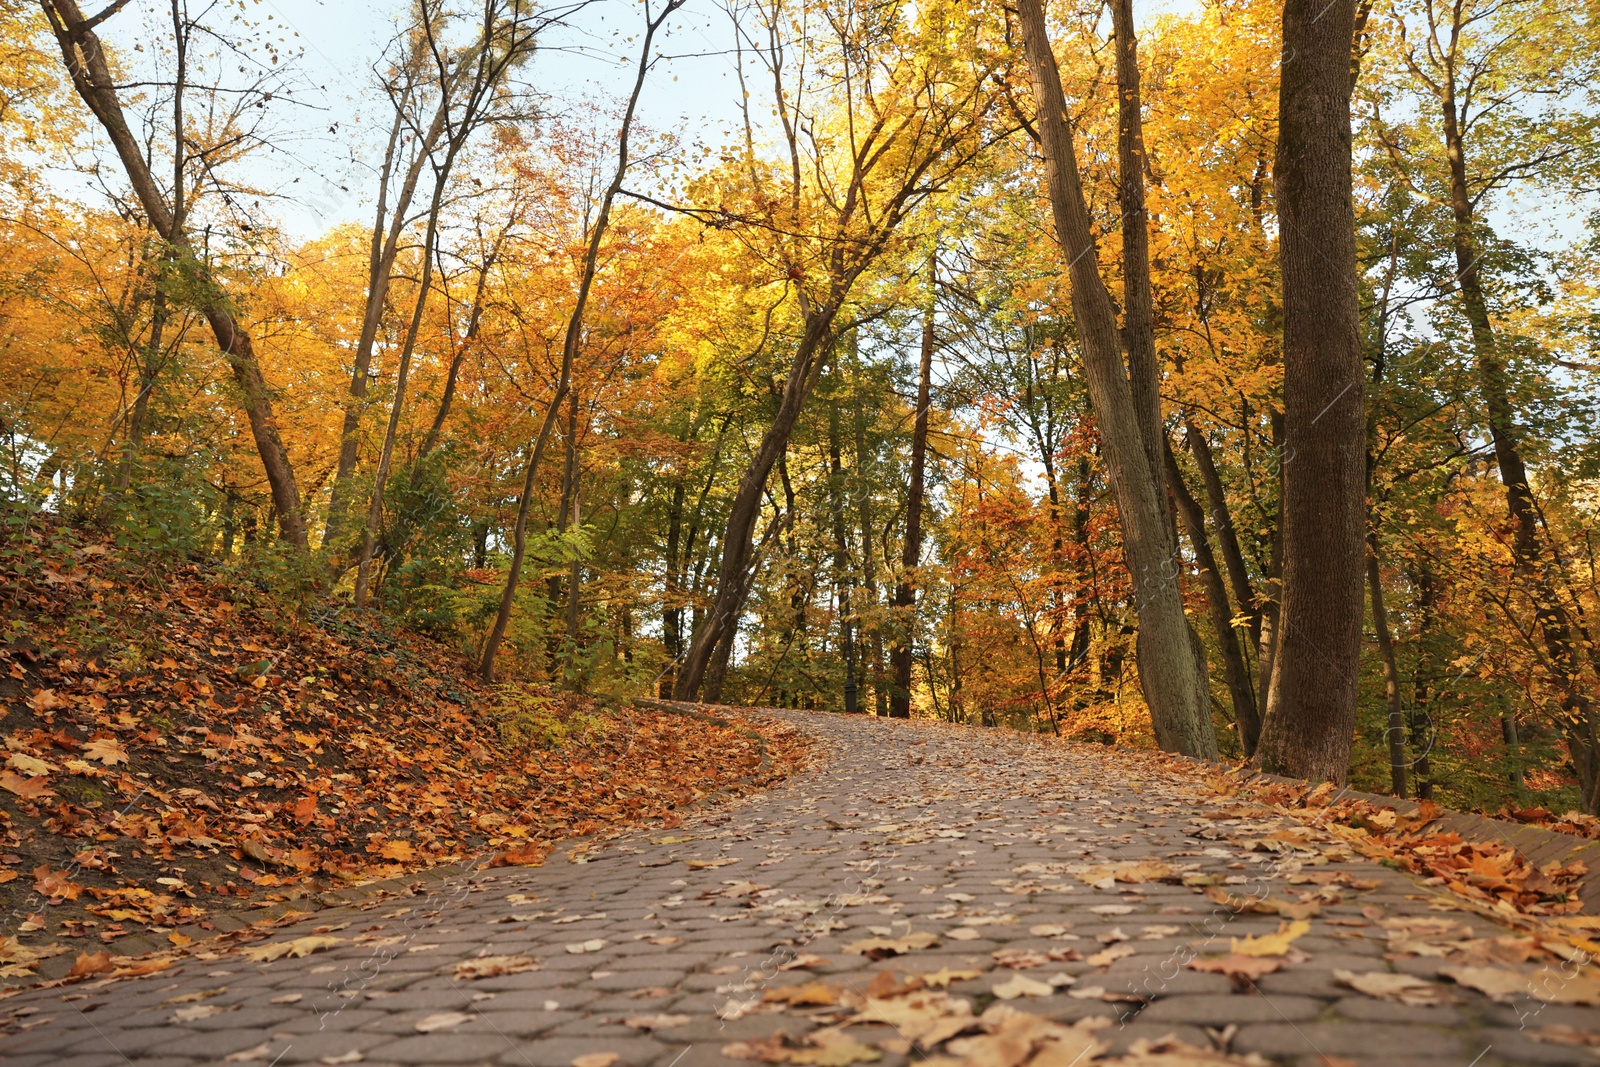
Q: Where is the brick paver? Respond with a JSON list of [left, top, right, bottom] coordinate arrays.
[[1, 710, 1592, 1066]]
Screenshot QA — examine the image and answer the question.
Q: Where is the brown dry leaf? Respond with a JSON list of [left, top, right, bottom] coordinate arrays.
[[1442, 964, 1600, 1005], [1077, 860, 1175, 886], [788, 1031, 883, 1065], [844, 931, 939, 959], [921, 968, 981, 988], [318, 1052, 364, 1066], [622, 1013, 692, 1030], [82, 737, 129, 766], [172, 1003, 234, 1023], [1333, 969, 1452, 1007], [854, 989, 977, 1048], [571, 1054, 622, 1067], [723, 1035, 796, 1063], [766, 981, 839, 1006], [1187, 954, 1282, 992], [991, 974, 1054, 1000], [241, 935, 343, 962], [1085, 943, 1136, 967], [947, 1006, 1109, 1067], [778, 952, 826, 970], [447, 954, 541, 980], [66, 951, 115, 978], [413, 1011, 473, 1032], [220, 1042, 274, 1063], [1230, 920, 1310, 958]]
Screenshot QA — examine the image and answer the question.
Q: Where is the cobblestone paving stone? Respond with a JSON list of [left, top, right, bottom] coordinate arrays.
[[3, 710, 1595, 1067]]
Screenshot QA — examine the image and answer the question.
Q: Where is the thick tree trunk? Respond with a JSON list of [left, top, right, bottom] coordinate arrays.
[[1254, 0, 1366, 782], [1167, 442, 1260, 755], [890, 284, 935, 719], [1016, 0, 1217, 757], [42, 0, 308, 548]]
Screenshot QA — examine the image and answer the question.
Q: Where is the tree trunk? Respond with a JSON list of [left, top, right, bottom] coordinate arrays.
[[829, 392, 858, 713], [853, 381, 888, 716], [1185, 421, 1260, 648], [1440, 75, 1600, 813], [1110, 0, 1167, 511], [673, 314, 834, 700], [1254, 0, 1366, 782], [1167, 441, 1260, 755], [42, 0, 308, 548], [890, 276, 935, 719], [479, 0, 679, 681], [1367, 536, 1407, 796], [326, 55, 459, 551], [1016, 0, 1216, 757], [353, 163, 453, 609]]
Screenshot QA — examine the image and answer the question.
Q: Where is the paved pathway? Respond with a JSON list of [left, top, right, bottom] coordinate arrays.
[[2, 711, 1594, 1067]]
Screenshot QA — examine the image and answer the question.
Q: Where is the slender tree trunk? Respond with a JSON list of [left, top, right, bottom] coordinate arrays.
[[353, 166, 453, 609], [479, 0, 679, 681], [1440, 81, 1600, 813], [1367, 536, 1407, 796], [42, 0, 308, 548], [116, 285, 169, 492], [326, 62, 457, 551], [673, 315, 834, 700], [1411, 561, 1436, 800], [829, 393, 858, 712], [1167, 441, 1260, 754], [661, 475, 686, 699], [853, 383, 888, 715], [890, 275, 935, 719], [1111, 0, 1166, 508], [419, 242, 500, 460], [1016, 0, 1216, 757], [1185, 421, 1260, 648], [1254, 0, 1366, 782]]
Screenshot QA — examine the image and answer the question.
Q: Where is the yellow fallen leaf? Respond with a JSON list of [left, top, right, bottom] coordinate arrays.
[[1231, 920, 1310, 958], [992, 974, 1054, 999], [240, 935, 342, 962]]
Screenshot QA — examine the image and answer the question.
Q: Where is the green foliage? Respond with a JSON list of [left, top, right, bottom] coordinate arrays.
[[489, 683, 604, 749]]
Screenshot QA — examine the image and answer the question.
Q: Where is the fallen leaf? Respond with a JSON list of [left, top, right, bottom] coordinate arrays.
[[1231, 920, 1311, 958], [571, 1055, 621, 1067], [66, 951, 115, 978], [221, 1043, 274, 1063], [992, 974, 1054, 999], [240, 935, 343, 962], [1187, 954, 1283, 992], [448, 954, 541, 979], [0, 770, 54, 798], [622, 1013, 692, 1030], [921, 968, 981, 988], [845, 932, 939, 959], [1084, 943, 1136, 967], [172, 1003, 234, 1022], [6, 753, 55, 776], [82, 738, 129, 766], [1334, 969, 1452, 1007], [1442, 964, 1600, 1005], [414, 1011, 473, 1032], [766, 981, 839, 1006], [565, 939, 607, 954]]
